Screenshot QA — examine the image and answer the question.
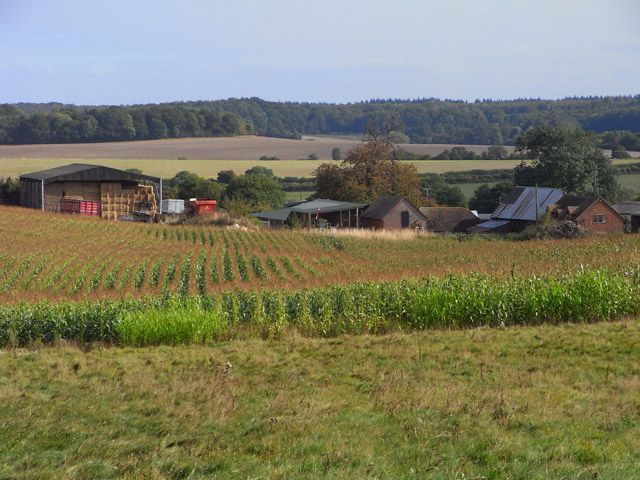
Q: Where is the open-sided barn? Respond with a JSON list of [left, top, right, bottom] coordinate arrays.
[[20, 163, 161, 219]]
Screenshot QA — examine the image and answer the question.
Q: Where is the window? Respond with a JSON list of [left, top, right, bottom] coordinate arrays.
[[592, 214, 607, 224], [401, 211, 410, 227]]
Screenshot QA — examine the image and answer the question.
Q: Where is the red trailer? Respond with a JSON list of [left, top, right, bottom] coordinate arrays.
[[60, 199, 101, 217], [190, 199, 217, 215]]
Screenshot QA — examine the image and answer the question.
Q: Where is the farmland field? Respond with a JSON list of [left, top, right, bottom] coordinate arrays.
[[0, 157, 538, 179], [1, 205, 640, 305], [0, 136, 517, 161]]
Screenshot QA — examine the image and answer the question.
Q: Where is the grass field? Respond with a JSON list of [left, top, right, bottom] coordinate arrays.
[[2, 319, 639, 478]]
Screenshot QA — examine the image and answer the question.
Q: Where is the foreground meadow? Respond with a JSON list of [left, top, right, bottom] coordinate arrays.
[[1, 320, 639, 479]]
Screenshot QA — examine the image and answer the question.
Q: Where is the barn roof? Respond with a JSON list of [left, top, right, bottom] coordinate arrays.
[[613, 201, 640, 216], [419, 207, 482, 232], [20, 163, 160, 184], [251, 208, 293, 222], [361, 197, 426, 221], [289, 199, 367, 214], [492, 186, 564, 221], [553, 195, 598, 219]]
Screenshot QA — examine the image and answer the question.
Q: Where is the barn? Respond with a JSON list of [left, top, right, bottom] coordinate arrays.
[[360, 197, 427, 230], [19, 163, 162, 220]]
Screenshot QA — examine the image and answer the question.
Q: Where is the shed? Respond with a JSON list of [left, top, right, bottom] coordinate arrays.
[[251, 207, 293, 228], [550, 195, 624, 234], [20, 163, 162, 219], [614, 201, 640, 233], [361, 197, 427, 230], [289, 199, 368, 228], [419, 207, 483, 233]]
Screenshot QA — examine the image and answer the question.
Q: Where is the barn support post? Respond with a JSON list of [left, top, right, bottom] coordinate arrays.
[[356, 208, 359, 228], [41, 179, 44, 211], [159, 179, 163, 214]]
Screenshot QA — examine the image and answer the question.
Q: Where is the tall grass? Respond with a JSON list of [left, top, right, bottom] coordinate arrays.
[[0, 268, 638, 347], [117, 300, 223, 346]]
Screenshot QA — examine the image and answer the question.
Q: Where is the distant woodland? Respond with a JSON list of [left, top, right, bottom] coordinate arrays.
[[1, 96, 640, 148]]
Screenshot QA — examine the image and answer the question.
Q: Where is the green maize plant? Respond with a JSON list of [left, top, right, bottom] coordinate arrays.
[[133, 261, 148, 290], [103, 263, 121, 290], [222, 245, 234, 282], [87, 263, 107, 292], [117, 265, 133, 291], [236, 252, 249, 282], [209, 255, 220, 284], [177, 253, 193, 297], [2, 256, 34, 292], [148, 260, 162, 288], [265, 256, 284, 280], [249, 255, 267, 281], [195, 250, 207, 296], [164, 254, 179, 284]]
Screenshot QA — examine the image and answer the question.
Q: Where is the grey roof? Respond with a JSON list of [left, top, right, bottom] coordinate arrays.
[[492, 186, 564, 221], [614, 201, 640, 216], [20, 163, 160, 184], [251, 208, 292, 222], [419, 207, 482, 233], [469, 219, 510, 230], [289, 199, 367, 214], [361, 197, 426, 221]]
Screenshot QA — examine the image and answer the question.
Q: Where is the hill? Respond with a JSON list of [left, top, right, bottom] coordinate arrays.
[[3, 96, 640, 146]]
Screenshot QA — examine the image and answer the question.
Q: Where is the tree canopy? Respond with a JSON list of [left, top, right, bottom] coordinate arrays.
[[163, 171, 224, 201], [223, 173, 285, 215], [513, 126, 619, 200], [468, 182, 514, 213], [314, 138, 424, 206]]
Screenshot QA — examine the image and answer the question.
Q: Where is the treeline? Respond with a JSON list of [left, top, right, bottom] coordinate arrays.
[[0, 104, 248, 144], [4, 96, 640, 146], [192, 96, 640, 145]]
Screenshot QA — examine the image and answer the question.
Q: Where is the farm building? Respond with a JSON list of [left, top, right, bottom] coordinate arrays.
[[614, 201, 640, 233], [549, 196, 624, 234], [419, 207, 483, 233], [361, 197, 427, 230], [252, 199, 368, 229], [468, 186, 565, 233], [19, 163, 161, 220]]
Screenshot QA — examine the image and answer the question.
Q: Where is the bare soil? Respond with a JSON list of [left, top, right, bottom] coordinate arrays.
[[0, 135, 513, 160]]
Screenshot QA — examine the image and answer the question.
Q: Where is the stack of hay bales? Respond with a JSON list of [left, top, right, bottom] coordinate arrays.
[[100, 183, 157, 220]]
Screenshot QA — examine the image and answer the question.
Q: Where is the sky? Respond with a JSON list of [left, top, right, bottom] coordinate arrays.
[[1, 0, 639, 105]]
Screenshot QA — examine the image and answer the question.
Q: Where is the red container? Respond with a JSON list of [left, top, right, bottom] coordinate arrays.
[[192, 199, 217, 215], [60, 199, 101, 217]]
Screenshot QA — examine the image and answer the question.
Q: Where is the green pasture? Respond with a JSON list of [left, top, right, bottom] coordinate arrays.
[[1, 319, 639, 478]]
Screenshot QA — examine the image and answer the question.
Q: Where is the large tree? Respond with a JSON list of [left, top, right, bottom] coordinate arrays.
[[223, 173, 285, 214], [513, 126, 619, 200], [314, 138, 424, 206]]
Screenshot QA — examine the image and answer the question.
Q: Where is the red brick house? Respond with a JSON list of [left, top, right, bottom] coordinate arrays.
[[360, 197, 427, 230], [550, 196, 624, 234]]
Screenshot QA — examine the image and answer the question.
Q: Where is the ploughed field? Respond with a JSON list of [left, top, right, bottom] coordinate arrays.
[[1, 205, 640, 305]]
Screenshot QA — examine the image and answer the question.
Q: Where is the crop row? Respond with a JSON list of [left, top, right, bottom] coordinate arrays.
[[1, 268, 638, 347], [0, 250, 307, 299]]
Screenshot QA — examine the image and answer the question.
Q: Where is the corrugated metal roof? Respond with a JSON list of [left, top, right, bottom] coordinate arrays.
[[614, 201, 640, 216], [251, 208, 293, 222], [20, 163, 160, 183], [290, 199, 367, 214], [471, 219, 511, 230], [492, 186, 564, 221], [419, 207, 481, 232]]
